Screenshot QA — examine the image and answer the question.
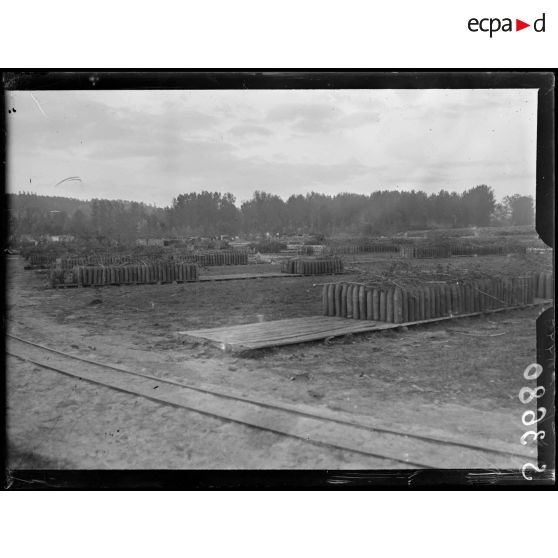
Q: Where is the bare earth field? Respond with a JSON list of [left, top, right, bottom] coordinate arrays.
[[6, 253, 551, 469]]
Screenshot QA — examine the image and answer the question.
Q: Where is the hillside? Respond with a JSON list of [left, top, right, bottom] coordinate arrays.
[[7, 192, 95, 215]]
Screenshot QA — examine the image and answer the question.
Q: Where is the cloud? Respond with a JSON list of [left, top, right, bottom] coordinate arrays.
[[150, 139, 238, 175], [228, 124, 272, 137], [122, 133, 380, 200], [267, 103, 333, 122], [246, 157, 375, 186], [7, 88, 537, 205], [337, 111, 381, 129], [9, 92, 218, 157], [267, 102, 379, 133]]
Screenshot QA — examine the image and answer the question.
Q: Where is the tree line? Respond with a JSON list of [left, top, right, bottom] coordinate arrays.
[[6, 186, 534, 242]]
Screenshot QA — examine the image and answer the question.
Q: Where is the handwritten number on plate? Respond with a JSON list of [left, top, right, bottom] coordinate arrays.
[[518, 386, 545, 404], [522, 407, 547, 427], [522, 462, 547, 481], [523, 363, 543, 381]]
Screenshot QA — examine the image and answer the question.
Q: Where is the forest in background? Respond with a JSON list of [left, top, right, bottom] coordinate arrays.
[[6, 185, 535, 243]]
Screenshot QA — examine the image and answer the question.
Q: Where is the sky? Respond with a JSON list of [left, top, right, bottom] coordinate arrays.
[[6, 88, 538, 207]]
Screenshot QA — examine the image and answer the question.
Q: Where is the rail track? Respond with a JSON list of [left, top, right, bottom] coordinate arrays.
[[6, 333, 535, 469]]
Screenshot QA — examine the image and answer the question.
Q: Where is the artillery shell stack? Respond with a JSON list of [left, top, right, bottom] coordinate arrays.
[[53, 263, 199, 287], [28, 254, 58, 267], [322, 276, 536, 323], [532, 271, 553, 300], [185, 250, 248, 266], [329, 243, 400, 256], [400, 246, 452, 259], [280, 257, 344, 275]]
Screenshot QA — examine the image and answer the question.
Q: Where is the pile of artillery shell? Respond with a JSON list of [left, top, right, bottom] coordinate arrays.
[[399, 246, 452, 259], [49, 255, 141, 270], [330, 244, 400, 255], [281, 258, 344, 275], [29, 254, 57, 266], [72, 263, 199, 286], [185, 250, 248, 266], [399, 243, 526, 259], [533, 271, 553, 300], [322, 275, 537, 323]]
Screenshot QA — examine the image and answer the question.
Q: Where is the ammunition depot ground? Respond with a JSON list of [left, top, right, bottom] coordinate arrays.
[[6, 253, 549, 469]]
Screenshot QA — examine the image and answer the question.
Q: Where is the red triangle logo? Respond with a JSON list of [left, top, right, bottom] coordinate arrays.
[[516, 19, 530, 31]]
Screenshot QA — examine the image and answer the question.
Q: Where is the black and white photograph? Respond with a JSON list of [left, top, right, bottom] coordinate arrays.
[[3, 72, 555, 486]]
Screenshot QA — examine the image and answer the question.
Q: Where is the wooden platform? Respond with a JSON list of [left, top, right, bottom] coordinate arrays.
[[51, 280, 196, 289], [51, 273, 311, 288], [199, 272, 345, 281], [180, 316, 385, 351], [199, 272, 303, 281], [181, 300, 552, 352]]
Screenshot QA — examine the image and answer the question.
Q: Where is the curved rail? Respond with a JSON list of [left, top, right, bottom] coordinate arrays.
[[7, 333, 533, 468]]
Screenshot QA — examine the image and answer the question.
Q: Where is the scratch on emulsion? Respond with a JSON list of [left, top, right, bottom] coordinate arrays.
[[29, 92, 49, 118]]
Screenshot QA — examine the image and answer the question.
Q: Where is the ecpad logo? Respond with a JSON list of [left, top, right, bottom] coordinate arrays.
[[468, 13, 546, 37]]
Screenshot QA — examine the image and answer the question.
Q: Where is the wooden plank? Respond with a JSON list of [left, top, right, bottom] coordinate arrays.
[[216, 321, 377, 343], [185, 318, 387, 347], [199, 273, 304, 282], [189, 316, 359, 336], [192, 322, 376, 344], [186, 325, 376, 346], [181, 301, 550, 351]]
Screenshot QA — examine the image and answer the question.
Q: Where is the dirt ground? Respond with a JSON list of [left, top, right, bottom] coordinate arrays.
[[5, 253, 552, 469]]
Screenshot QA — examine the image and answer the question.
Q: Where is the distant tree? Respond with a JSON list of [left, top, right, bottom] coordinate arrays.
[[285, 194, 308, 233], [219, 192, 241, 235], [169, 191, 241, 236], [490, 202, 511, 226], [505, 194, 534, 226], [46, 210, 69, 235], [241, 191, 286, 234], [69, 209, 91, 238], [461, 185, 495, 227], [9, 184, 523, 242]]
